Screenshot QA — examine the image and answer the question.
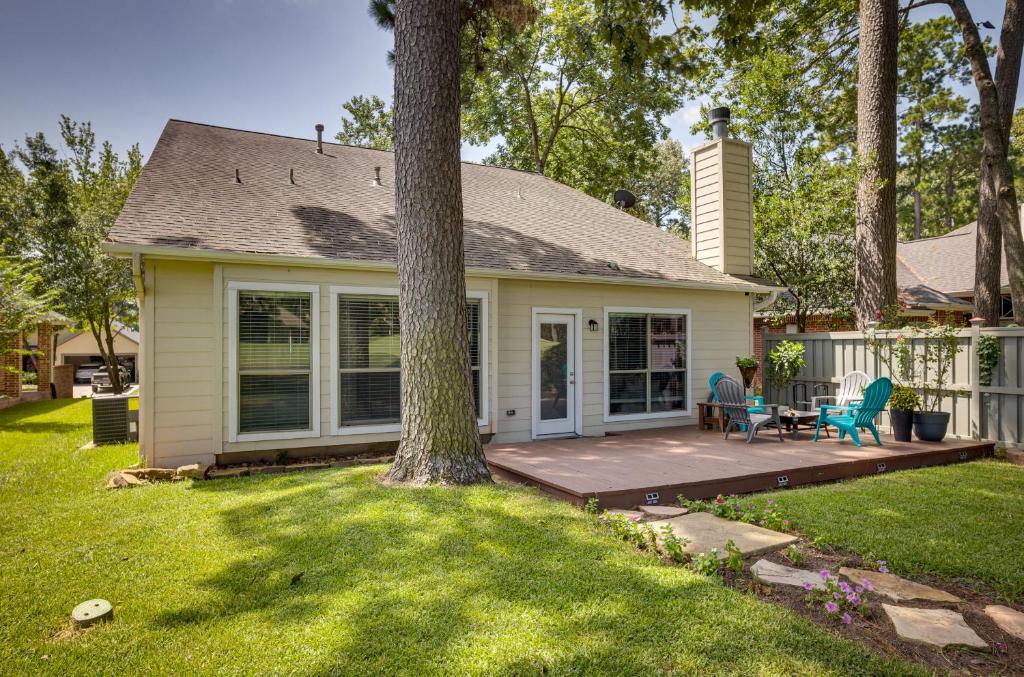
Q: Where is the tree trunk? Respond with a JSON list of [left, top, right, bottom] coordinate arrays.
[[948, 0, 1024, 324], [913, 187, 922, 240], [943, 163, 954, 231], [385, 0, 491, 485], [975, 158, 1002, 324], [855, 0, 899, 328]]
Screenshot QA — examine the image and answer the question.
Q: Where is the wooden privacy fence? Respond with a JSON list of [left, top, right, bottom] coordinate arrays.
[[760, 323, 1024, 448]]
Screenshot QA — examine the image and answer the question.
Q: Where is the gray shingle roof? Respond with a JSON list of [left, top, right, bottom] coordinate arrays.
[[107, 120, 769, 291], [897, 222, 1009, 296]]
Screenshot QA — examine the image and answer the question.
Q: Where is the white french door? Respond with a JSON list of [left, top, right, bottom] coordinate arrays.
[[533, 312, 578, 436]]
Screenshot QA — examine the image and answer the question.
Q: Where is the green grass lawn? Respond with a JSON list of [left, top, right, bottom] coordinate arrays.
[[0, 400, 917, 676], [749, 461, 1024, 602]]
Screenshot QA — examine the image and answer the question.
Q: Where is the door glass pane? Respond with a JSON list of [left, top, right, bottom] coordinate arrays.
[[539, 322, 568, 421], [650, 315, 686, 369]]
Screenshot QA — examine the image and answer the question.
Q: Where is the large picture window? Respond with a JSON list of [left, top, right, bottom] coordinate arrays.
[[606, 310, 688, 418], [332, 288, 487, 433], [229, 283, 320, 441]]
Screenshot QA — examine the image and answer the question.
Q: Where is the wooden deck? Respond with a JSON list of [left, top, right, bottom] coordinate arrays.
[[485, 426, 994, 509]]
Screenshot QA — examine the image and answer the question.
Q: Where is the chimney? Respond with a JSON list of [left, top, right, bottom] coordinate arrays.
[[315, 123, 324, 154], [709, 106, 730, 139], [689, 106, 753, 275]]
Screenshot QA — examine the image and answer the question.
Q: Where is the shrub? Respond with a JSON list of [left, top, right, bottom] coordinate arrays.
[[766, 341, 805, 389], [888, 385, 920, 411]]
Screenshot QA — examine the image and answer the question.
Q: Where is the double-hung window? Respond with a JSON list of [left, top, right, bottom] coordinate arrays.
[[605, 308, 689, 419], [331, 287, 487, 433], [229, 282, 320, 441]]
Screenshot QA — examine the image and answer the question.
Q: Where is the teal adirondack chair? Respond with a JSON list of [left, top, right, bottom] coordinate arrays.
[[813, 377, 893, 447]]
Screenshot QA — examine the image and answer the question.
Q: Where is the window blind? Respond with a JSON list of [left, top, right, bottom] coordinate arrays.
[[337, 294, 483, 426], [608, 312, 686, 415], [237, 291, 313, 433]]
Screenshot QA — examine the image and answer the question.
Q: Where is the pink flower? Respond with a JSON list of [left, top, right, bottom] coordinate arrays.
[[839, 581, 851, 594], [825, 601, 838, 614], [782, 519, 790, 526], [767, 499, 775, 506], [819, 569, 831, 580], [841, 612, 852, 625], [846, 593, 861, 605], [862, 578, 874, 592], [803, 582, 814, 591], [855, 585, 864, 594], [878, 564, 889, 574], [833, 592, 842, 599], [715, 495, 724, 505]]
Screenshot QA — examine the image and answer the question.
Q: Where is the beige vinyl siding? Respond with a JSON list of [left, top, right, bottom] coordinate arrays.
[[689, 138, 753, 277], [142, 257, 751, 463], [492, 278, 751, 443], [148, 259, 218, 468]]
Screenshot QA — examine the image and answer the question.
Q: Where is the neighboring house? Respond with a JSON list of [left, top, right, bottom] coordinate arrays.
[[55, 322, 140, 382], [103, 119, 774, 469], [2, 311, 68, 403]]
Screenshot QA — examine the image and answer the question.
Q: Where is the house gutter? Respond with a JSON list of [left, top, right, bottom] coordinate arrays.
[[131, 253, 145, 304], [103, 242, 781, 294]]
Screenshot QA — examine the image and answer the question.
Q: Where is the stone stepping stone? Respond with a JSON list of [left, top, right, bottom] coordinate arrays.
[[751, 559, 827, 590], [839, 567, 960, 603], [637, 505, 689, 518], [883, 604, 987, 649], [648, 512, 797, 560], [984, 605, 1024, 640]]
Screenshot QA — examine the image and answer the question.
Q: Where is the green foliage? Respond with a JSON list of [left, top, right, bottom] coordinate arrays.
[[688, 550, 721, 577], [751, 461, 1024, 602], [335, 95, 394, 151], [0, 259, 51, 365], [0, 399, 914, 674], [785, 543, 804, 566], [584, 495, 600, 515], [10, 117, 140, 393], [659, 524, 687, 563], [977, 334, 1001, 387], [896, 17, 985, 240], [865, 318, 963, 412], [724, 539, 744, 575], [735, 356, 758, 370], [460, 0, 695, 203], [628, 139, 691, 235], [888, 385, 921, 412], [766, 340, 806, 390]]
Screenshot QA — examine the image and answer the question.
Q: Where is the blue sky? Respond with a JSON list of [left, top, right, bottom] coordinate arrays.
[[0, 0, 1015, 165]]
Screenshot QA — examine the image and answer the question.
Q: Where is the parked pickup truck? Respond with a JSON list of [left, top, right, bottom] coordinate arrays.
[[91, 366, 130, 394]]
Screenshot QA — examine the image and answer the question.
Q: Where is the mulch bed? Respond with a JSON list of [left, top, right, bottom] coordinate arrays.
[[722, 541, 1024, 675]]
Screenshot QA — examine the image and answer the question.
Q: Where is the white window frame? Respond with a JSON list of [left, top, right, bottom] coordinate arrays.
[[227, 281, 321, 443], [603, 306, 692, 422], [329, 286, 489, 435]]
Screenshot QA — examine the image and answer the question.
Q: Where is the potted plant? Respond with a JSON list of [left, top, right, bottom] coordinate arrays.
[[766, 340, 806, 404], [887, 385, 919, 442], [735, 356, 759, 390], [912, 320, 962, 442]]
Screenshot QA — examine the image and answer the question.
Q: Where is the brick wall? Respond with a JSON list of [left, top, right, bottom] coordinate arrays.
[[1, 332, 23, 400], [37, 322, 53, 396]]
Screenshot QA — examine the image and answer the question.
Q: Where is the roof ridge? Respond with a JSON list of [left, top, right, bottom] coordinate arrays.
[[898, 222, 974, 245], [165, 118, 542, 175]]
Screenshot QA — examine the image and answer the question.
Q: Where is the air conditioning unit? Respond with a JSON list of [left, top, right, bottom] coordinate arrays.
[[92, 395, 139, 445]]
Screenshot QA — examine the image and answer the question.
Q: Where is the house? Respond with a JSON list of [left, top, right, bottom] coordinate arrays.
[[103, 118, 774, 469], [1, 311, 68, 405], [55, 322, 140, 383]]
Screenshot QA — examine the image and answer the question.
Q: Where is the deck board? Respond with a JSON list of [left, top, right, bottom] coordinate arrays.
[[485, 427, 993, 508]]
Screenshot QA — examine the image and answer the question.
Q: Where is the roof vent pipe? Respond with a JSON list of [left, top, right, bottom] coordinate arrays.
[[373, 166, 382, 186], [315, 123, 324, 154], [709, 107, 730, 140]]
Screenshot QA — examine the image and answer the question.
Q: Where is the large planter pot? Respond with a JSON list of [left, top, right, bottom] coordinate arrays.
[[738, 365, 758, 390], [890, 409, 914, 442], [913, 411, 950, 442]]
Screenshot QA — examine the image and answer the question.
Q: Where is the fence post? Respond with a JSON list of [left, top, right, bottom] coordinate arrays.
[[760, 325, 769, 401], [969, 318, 982, 440]]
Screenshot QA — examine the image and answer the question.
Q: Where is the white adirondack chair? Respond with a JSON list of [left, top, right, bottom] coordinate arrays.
[[811, 370, 870, 414]]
